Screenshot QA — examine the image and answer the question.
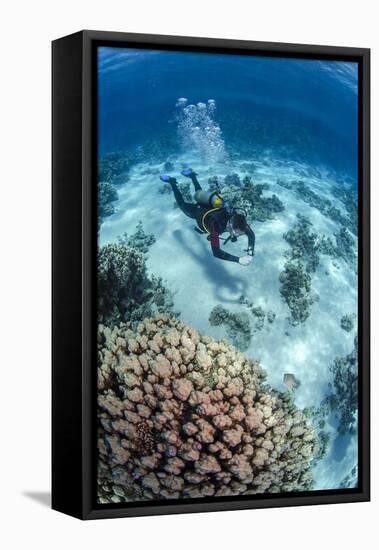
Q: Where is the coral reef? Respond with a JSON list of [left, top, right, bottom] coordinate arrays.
[[340, 314, 356, 332], [236, 177, 284, 222], [97, 314, 315, 503], [283, 214, 320, 273], [99, 151, 133, 185], [279, 214, 337, 325], [97, 244, 174, 328], [335, 227, 356, 266], [117, 221, 156, 254], [282, 214, 356, 275], [318, 235, 338, 258], [98, 182, 119, 228], [209, 305, 251, 351], [279, 260, 313, 326], [276, 178, 357, 236], [328, 336, 358, 435], [303, 400, 332, 463]]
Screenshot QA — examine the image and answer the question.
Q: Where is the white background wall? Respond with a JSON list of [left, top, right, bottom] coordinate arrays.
[[0, 1, 376, 548]]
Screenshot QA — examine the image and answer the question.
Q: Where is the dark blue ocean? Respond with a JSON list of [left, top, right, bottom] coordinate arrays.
[[98, 47, 358, 180]]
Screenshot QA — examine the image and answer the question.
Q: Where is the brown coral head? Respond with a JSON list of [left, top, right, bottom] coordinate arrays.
[[97, 314, 315, 503]]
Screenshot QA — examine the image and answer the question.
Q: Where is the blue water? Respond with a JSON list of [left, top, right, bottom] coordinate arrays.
[[98, 47, 358, 178]]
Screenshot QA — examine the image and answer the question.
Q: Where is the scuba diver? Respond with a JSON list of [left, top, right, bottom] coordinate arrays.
[[160, 168, 255, 266]]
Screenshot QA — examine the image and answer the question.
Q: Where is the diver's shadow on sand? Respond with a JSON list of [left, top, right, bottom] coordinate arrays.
[[173, 228, 248, 303]]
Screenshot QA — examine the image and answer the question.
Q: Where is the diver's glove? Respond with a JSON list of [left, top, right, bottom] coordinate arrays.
[[239, 255, 252, 266]]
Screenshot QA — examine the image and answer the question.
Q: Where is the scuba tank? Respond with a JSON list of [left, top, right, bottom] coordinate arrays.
[[194, 189, 224, 209]]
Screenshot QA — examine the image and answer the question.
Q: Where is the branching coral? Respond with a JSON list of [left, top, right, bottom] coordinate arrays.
[[279, 215, 326, 325], [232, 177, 284, 222], [283, 214, 320, 273], [340, 314, 356, 333], [97, 314, 315, 503], [97, 244, 174, 328], [335, 227, 356, 266]]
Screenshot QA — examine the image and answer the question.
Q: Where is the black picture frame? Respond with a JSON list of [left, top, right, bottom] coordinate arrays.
[[52, 30, 370, 520]]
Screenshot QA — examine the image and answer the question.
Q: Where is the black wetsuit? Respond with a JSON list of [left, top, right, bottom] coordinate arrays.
[[170, 174, 255, 263]]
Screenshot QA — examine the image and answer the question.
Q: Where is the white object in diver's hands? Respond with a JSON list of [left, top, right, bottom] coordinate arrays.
[[239, 255, 252, 266]]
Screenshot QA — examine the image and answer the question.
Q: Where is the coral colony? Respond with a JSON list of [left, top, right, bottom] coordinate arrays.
[[97, 315, 315, 502], [97, 48, 359, 500]]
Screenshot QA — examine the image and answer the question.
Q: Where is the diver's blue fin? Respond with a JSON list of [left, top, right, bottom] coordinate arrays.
[[160, 174, 174, 183], [181, 168, 195, 177]]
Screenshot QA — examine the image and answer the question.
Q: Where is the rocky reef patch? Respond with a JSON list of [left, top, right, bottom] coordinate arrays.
[[279, 217, 317, 326], [340, 313, 356, 333]]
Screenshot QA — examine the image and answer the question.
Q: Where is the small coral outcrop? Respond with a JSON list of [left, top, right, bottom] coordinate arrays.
[[117, 221, 156, 255], [279, 260, 313, 326], [97, 244, 174, 328], [98, 182, 119, 228], [328, 336, 358, 434], [97, 314, 315, 503], [209, 305, 251, 351]]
